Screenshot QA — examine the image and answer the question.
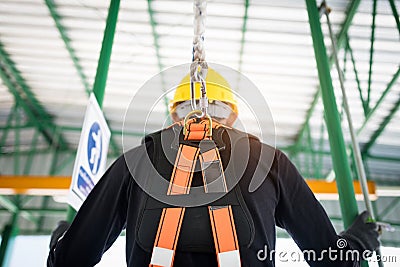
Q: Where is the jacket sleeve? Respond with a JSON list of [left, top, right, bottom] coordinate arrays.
[[47, 155, 131, 267], [273, 150, 358, 267]]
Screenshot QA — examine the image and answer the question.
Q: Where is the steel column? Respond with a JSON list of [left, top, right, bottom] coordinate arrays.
[[67, 0, 121, 222], [305, 0, 359, 228], [325, 8, 384, 263], [0, 214, 18, 267], [92, 0, 120, 107]]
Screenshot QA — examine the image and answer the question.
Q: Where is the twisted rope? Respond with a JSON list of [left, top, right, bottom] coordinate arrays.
[[191, 0, 208, 82]]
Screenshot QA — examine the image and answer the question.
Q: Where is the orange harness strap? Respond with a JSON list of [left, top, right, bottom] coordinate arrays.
[[150, 120, 241, 267]]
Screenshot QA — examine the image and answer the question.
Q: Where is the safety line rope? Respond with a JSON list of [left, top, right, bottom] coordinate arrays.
[[321, 2, 385, 266], [190, 0, 208, 115], [192, 0, 207, 65]]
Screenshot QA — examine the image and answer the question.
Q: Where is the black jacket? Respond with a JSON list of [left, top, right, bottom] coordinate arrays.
[[48, 126, 356, 266]]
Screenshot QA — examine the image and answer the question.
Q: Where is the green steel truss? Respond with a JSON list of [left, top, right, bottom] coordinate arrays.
[[0, 42, 69, 151], [292, 0, 400, 181], [44, 0, 121, 157]]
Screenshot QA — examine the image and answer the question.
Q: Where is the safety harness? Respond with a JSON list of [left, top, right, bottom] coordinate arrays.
[[149, 118, 241, 267]]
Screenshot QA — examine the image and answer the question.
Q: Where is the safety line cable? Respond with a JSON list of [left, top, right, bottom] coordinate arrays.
[[190, 0, 208, 116], [321, 2, 386, 266]]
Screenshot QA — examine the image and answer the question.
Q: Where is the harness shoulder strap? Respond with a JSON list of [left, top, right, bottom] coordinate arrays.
[[150, 120, 242, 267]]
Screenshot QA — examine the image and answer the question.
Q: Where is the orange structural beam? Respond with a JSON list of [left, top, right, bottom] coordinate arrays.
[[0, 176, 377, 200], [307, 179, 377, 201], [0, 175, 71, 195]]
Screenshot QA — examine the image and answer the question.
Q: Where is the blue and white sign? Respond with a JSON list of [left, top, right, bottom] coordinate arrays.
[[87, 122, 102, 176], [68, 94, 111, 211]]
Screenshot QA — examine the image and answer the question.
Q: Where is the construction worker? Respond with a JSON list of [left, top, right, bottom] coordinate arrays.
[[47, 68, 380, 267]]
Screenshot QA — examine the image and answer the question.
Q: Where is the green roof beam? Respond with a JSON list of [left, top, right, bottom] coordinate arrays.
[[23, 130, 40, 175], [287, 144, 400, 163], [362, 95, 400, 153], [292, 89, 321, 151], [300, 68, 400, 158], [388, 0, 400, 36], [238, 0, 249, 73], [294, 0, 362, 150], [147, 0, 163, 72], [346, 37, 368, 115], [0, 124, 144, 138], [147, 0, 171, 121], [37, 150, 60, 233], [45, 0, 121, 157], [0, 42, 68, 150], [0, 196, 37, 224], [54, 153, 76, 174], [0, 65, 67, 150], [58, 125, 144, 137], [0, 208, 67, 216], [0, 44, 49, 118], [14, 103, 21, 175], [377, 197, 400, 220], [316, 117, 325, 178], [44, 0, 91, 95], [358, 67, 400, 134], [0, 148, 73, 156], [366, 0, 377, 112], [334, 0, 362, 52], [0, 104, 18, 154]]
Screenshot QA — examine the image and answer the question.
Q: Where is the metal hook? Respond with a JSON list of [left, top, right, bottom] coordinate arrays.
[[189, 62, 208, 117]]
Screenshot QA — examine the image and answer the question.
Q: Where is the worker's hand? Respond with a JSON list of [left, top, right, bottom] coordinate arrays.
[[49, 220, 70, 250], [339, 211, 380, 253]]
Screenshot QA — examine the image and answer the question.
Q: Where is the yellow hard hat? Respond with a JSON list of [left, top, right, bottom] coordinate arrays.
[[170, 68, 238, 114]]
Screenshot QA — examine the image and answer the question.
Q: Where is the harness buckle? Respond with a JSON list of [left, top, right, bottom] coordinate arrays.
[[183, 110, 212, 137]]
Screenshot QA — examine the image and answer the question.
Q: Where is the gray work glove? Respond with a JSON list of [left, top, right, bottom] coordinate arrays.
[[49, 220, 70, 250], [339, 211, 380, 253]]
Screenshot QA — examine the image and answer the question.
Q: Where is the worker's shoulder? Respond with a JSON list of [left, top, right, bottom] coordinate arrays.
[[223, 125, 259, 141], [138, 127, 285, 165], [141, 125, 179, 144], [141, 124, 272, 148], [224, 126, 277, 153]]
